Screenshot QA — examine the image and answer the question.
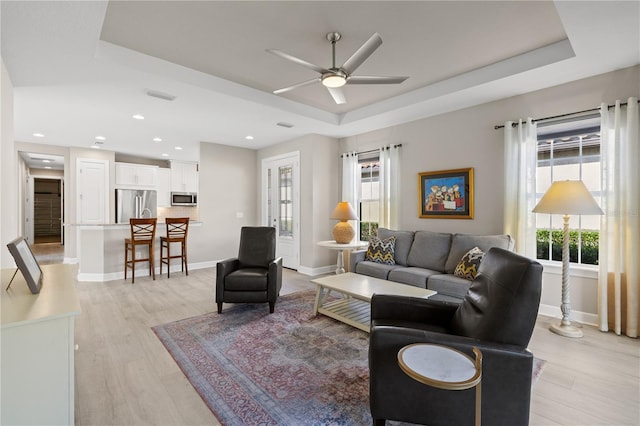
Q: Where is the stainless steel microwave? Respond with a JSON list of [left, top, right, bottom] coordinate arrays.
[[171, 192, 197, 206]]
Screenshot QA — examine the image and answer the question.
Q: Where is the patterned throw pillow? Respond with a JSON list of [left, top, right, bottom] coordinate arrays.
[[365, 236, 396, 265], [454, 246, 485, 280]]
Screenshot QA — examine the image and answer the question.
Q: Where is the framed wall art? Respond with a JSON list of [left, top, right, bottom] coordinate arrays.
[[418, 167, 474, 219]]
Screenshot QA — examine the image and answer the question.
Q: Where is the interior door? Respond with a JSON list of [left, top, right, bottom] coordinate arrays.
[[263, 153, 300, 270]]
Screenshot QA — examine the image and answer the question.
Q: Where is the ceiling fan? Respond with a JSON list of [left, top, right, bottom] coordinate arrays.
[[267, 32, 408, 105]]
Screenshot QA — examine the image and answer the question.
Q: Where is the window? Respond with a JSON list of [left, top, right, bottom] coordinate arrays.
[[359, 153, 379, 241], [535, 119, 601, 265]]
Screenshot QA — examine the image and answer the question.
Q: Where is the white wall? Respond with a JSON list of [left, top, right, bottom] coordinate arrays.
[[197, 141, 257, 263], [340, 64, 640, 321], [257, 134, 340, 273], [1, 59, 18, 268]]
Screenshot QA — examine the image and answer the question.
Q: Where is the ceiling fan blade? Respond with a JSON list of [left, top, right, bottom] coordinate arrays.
[[273, 78, 320, 94], [266, 49, 329, 74], [327, 87, 346, 104], [341, 33, 383, 75], [347, 75, 409, 85]]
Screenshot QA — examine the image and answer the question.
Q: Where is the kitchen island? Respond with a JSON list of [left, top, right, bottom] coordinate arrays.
[[69, 221, 209, 281]]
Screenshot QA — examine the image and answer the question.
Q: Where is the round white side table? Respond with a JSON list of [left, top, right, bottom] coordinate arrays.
[[398, 343, 483, 426], [317, 240, 368, 274]]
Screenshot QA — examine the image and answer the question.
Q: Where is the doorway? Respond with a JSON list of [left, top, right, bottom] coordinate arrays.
[[20, 152, 65, 265], [33, 178, 62, 244], [262, 152, 300, 270]]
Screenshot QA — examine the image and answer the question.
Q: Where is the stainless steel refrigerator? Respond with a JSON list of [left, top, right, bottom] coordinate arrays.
[[115, 189, 157, 224]]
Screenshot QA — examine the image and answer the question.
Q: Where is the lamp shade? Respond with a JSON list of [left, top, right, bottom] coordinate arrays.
[[330, 201, 358, 221], [533, 180, 603, 215]]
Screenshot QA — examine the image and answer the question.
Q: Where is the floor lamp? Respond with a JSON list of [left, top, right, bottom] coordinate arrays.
[[532, 180, 603, 338]]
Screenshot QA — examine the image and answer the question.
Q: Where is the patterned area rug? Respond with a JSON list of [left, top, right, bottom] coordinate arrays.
[[153, 291, 545, 425]]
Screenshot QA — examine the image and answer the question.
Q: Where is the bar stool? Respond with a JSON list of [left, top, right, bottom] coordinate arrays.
[[124, 218, 157, 284], [160, 217, 189, 278]]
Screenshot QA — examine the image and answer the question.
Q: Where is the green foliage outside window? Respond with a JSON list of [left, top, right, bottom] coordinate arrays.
[[360, 222, 378, 242], [536, 229, 599, 265]]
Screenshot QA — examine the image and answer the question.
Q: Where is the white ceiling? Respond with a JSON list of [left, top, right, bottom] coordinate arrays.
[[2, 1, 639, 163]]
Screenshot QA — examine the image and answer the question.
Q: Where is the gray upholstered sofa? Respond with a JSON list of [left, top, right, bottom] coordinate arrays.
[[349, 228, 514, 303]]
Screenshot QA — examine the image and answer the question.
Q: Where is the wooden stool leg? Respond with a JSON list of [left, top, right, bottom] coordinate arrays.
[[131, 243, 136, 284], [167, 241, 171, 278], [183, 241, 188, 276], [150, 242, 155, 280], [124, 241, 128, 280], [160, 240, 163, 276]]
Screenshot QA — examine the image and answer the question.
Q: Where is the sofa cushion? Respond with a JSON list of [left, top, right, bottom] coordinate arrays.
[[388, 267, 441, 288], [426, 274, 473, 300], [355, 260, 399, 280], [454, 246, 485, 280], [406, 230, 452, 272], [444, 234, 514, 273], [365, 236, 396, 265], [377, 228, 415, 266]]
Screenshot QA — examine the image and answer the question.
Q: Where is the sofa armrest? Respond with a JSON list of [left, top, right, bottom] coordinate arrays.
[[349, 249, 367, 272], [371, 294, 459, 327]]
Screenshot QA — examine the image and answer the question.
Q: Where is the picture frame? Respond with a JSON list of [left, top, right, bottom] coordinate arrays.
[[6, 236, 43, 294], [418, 167, 474, 219]]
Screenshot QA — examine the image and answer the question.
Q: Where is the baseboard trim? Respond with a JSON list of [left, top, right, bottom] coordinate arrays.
[[296, 265, 335, 276], [538, 303, 598, 327]]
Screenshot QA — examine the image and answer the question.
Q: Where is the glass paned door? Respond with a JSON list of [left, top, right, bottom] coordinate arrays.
[[263, 153, 300, 270]]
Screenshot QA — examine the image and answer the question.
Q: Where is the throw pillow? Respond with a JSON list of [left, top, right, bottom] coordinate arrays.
[[365, 236, 396, 265], [454, 246, 485, 280]]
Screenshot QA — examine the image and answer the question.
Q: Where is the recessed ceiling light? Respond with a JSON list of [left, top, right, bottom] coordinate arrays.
[[161, 153, 169, 157], [132, 114, 145, 120], [95, 136, 106, 141], [153, 137, 162, 142], [91, 145, 101, 149], [33, 133, 45, 138], [42, 159, 51, 163], [44, 166, 52, 169], [245, 135, 254, 140], [174, 146, 183, 150]]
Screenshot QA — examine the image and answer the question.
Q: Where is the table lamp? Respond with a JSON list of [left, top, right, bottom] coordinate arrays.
[[331, 201, 358, 243], [532, 180, 603, 338]]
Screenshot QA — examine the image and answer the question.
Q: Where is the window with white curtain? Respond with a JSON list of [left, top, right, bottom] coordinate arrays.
[[536, 118, 602, 265], [359, 152, 380, 241]]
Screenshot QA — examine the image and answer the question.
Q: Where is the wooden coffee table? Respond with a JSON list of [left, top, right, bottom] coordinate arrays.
[[311, 272, 437, 332]]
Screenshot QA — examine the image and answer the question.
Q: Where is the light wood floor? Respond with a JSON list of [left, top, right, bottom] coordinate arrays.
[[74, 267, 640, 425]]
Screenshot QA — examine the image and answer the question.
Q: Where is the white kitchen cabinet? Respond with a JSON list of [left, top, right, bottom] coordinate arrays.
[[1, 264, 80, 426], [170, 161, 198, 193], [157, 168, 171, 207], [115, 162, 158, 189]]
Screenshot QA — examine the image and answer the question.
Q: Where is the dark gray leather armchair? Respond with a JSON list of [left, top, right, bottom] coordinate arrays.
[[369, 247, 543, 426], [216, 227, 282, 314]]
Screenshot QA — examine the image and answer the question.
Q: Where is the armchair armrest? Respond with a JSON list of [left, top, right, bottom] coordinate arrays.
[[267, 257, 283, 300], [369, 325, 534, 426], [349, 249, 367, 272], [216, 258, 239, 300], [371, 294, 459, 328]]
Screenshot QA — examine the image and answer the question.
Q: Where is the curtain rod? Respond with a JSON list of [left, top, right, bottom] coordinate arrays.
[[340, 143, 402, 158], [493, 100, 637, 130]]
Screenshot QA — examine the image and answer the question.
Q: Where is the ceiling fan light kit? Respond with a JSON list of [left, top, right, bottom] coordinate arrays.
[[268, 31, 408, 104]]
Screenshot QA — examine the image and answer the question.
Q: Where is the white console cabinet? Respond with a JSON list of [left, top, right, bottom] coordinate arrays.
[[1, 264, 80, 425]]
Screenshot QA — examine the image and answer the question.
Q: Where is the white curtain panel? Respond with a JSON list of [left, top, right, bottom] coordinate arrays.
[[599, 97, 639, 337], [341, 152, 360, 241], [378, 146, 400, 230], [503, 118, 538, 258]]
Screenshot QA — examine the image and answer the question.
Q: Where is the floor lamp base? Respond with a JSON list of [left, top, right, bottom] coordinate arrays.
[[550, 322, 583, 338]]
